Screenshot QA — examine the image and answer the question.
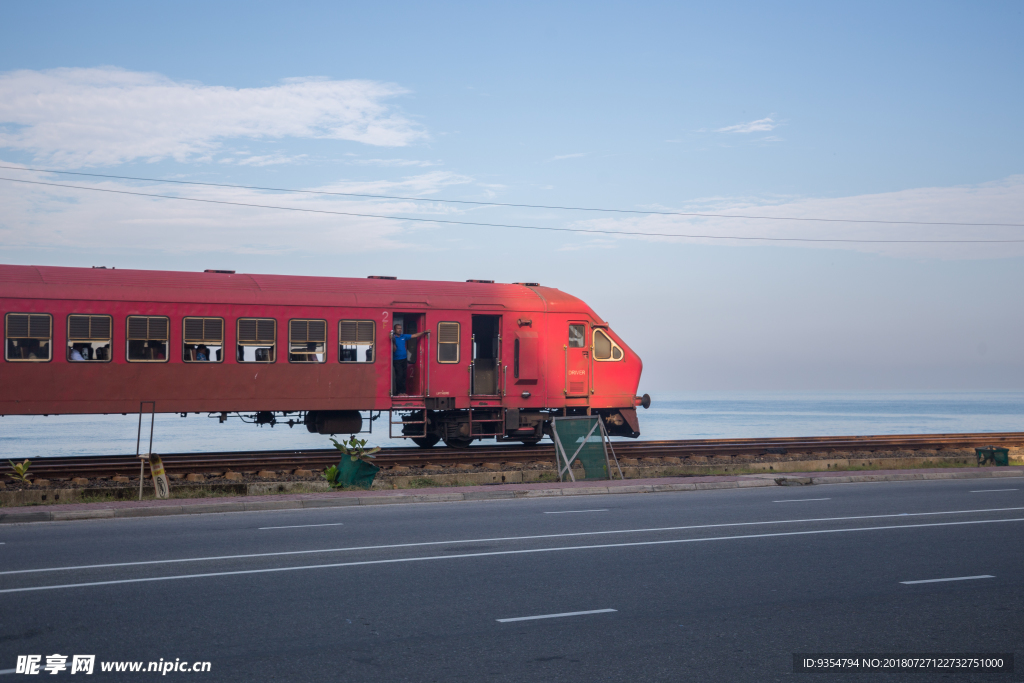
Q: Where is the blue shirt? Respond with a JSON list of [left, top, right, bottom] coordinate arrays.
[[392, 333, 411, 360]]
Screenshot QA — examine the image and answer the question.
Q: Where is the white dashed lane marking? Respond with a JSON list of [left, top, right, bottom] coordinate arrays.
[[901, 575, 994, 585], [259, 523, 345, 530], [497, 609, 616, 623], [773, 498, 831, 503], [543, 509, 608, 514]]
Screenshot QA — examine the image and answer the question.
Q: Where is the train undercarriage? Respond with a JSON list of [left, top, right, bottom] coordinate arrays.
[[295, 406, 643, 448]]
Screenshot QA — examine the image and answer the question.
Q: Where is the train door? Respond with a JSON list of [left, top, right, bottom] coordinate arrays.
[[565, 321, 590, 398], [471, 315, 501, 396], [392, 313, 426, 397]]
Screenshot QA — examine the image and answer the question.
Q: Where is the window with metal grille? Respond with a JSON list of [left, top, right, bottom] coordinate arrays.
[[593, 329, 624, 361], [237, 318, 276, 363], [5, 313, 52, 362], [339, 320, 375, 363], [289, 319, 326, 363], [437, 322, 460, 363], [183, 317, 224, 363], [126, 316, 169, 362], [67, 314, 112, 362]]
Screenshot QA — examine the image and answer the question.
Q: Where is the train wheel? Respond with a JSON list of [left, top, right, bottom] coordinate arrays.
[[443, 436, 473, 449], [412, 434, 441, 449]]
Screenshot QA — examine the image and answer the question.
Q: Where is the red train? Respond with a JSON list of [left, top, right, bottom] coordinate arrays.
[[0, 265, 649, 447]]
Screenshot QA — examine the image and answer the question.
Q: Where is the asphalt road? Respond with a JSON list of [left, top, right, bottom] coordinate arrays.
[[1, 479, 1022, 682]]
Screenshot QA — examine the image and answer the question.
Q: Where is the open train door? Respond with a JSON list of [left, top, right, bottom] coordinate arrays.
[[565, 321, 590, 399], [391, 312, 427, 398], [471, 314, 502, 397]]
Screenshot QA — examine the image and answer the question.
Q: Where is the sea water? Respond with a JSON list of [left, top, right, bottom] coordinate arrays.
[[0, 391, 1021, 459]]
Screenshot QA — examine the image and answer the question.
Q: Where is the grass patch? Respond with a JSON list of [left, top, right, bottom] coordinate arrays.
[[76, 492, 130, 504], [406, 477, 445, 488], [169, 488, 240, 499]]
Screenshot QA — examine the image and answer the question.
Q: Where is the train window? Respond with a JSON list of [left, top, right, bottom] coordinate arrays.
[[237, 318, 276, 363], [67, 314, 111, 362], [126, 316, 169, 362], [339, 320, 375, 363], [437, 322, 460, 363], [289, 319, 326, 363], [5, 313, 52, 362], [568, 324, 586, 348], [183, 317, 224, 363], [593, 329, 624, 361]]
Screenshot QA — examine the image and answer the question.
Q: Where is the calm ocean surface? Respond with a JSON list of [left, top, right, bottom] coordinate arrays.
[[1, 391, 1021, 459]]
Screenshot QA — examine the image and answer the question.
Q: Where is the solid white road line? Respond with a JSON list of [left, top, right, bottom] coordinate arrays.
[[773, 499, 831, 503], [901, 575, 995, 585], [259, 523, 346, 530], [543, 510, 609, 514], [497, 609, 616, 623], [970, 489, 1018, 493], [2, 517, 1022, 594], [5, 506, 1024, 577]]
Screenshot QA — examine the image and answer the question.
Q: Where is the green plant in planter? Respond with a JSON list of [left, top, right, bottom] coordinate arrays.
[[330, 435, 382, 463], [326, 435, 382, 490], [7, 459, 31, 484]]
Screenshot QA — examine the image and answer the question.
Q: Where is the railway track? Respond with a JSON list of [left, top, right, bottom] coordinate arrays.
[[16, 432, 1024, 479]]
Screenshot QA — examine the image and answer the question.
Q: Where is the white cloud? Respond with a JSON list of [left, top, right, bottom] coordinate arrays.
[[0, 166, 474, 256], [715, 117, 777, 134], [348, 158, 440, 167], [311, 171, 473, 198], [0, 67, 425, 167], [547, 153, 587, 161], [567, 176, 1024, 259], [233, 153, 309, 167]]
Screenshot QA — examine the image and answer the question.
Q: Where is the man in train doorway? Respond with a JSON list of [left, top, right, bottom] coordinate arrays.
[[392, 323, 427, 395]]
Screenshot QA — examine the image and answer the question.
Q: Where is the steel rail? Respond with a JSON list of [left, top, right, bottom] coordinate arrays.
[[13, 432, 1024, 479]]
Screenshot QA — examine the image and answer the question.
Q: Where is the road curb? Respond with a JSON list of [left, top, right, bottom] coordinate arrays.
[[1, 467, 1022, 524], [807, 469, 1024, 486]]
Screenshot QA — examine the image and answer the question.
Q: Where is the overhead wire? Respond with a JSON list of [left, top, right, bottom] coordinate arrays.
[[0, 176, 1021, 244], [1, 163, 1021, 228]]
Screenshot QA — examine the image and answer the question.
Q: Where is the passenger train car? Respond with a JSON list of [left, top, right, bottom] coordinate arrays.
[[0, 265, 648, 447]]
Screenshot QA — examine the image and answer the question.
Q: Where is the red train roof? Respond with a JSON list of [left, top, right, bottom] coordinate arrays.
[[0, 264, 602, 319]]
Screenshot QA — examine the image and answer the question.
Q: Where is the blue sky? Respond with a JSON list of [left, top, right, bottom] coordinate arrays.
[[1, 1, 1022, 391]]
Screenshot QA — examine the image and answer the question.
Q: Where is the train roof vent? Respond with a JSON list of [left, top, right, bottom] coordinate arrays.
[[466, 279, 495, 283], [204, 269, 235, 274], [367, 275, 397, 280], [513, 282, 540, 287]]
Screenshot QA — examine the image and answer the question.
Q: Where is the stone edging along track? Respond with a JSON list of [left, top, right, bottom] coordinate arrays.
[[1, 466, 1022, 525]]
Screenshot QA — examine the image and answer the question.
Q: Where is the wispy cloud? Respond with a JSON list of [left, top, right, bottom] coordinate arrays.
[[0, 166, 475, 255], [229, 153, 309, 167], [547, 153, 587, 162], [563, 176, 1024, 259], [715, 117, 778, 134], [0, 67, 425, 167], [348, 158, 440, 167]]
